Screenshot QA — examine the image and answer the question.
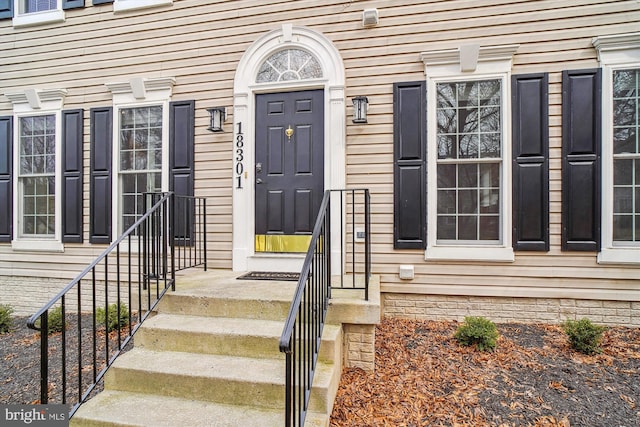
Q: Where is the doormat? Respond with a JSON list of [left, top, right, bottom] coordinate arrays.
[[237, 271, 300, 281]]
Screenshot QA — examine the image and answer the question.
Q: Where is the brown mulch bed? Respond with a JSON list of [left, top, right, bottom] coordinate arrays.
[[330, 317, 640, 427], [2, 316, 640, 426], [1, 315, 133, 409]]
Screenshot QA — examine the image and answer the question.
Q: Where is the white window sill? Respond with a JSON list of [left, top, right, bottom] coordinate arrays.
[[13, 10, 65, 28], [12, 239, 64, 253], [114, 0, 172, 13], [426, 245, 515, 262], [597, 248, 640, 265]]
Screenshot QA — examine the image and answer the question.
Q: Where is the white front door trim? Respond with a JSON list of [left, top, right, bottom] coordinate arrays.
[[232, 24, 346, 272]]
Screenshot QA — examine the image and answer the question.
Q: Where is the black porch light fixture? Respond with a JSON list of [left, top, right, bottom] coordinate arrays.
[[207, 107, 226, 132], [352, 96, 368, 124]]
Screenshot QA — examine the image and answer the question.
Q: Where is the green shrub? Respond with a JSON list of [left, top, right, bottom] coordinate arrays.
[[562, 318, 606, 355], [0, 304, 14, 334], [34, 306, 66, 334], [96, 302, 128, 332], [454, 316, 499, 352], [47, 306, 66, 333]]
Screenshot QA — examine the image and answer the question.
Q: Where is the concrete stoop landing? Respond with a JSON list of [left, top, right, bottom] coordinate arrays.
[[70, 269, 348, 427]]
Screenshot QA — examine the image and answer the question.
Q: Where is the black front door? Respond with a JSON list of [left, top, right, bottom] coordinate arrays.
[[255, 90, 324, 252]]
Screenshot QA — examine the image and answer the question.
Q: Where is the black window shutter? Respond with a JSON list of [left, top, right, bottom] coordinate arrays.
[[0, 0, 13, 19], [0, 116, 12, 242], [62, 0, 84, 9], [89, 107, 113, 244], [169, 100, 195, 243], [512, 73, 549, 251], [62, 109, 84, 243], [393, 81, 426, 249], [562, 69, 602, 251]]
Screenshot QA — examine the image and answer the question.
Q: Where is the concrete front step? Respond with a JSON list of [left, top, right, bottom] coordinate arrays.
[[71, 270, 349, 427], [136, 313, 286, 359], [137, 314, 342, 364], [158, 271, 297, 321], [104, 348, 336, 414], [70, 390, 329, 427]]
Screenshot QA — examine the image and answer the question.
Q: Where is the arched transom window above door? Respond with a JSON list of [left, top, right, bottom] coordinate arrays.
[[256, 49, 323, 83]]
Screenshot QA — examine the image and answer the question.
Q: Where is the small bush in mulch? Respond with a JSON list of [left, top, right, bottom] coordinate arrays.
[[96, 302, 129, 333], [33, 306, 68, 334], [0, 304, 14, 333], [562, 317, 606, 355], [330, 317, 640, 427], [454, 316, 499, 352], [0, 315, 134, 407]]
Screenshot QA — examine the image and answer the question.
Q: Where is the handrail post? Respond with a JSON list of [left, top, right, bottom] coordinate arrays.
[[169, 193, 176, 291], [202, 198, 207, 271], [39, 310, 49, 404], [326, 194, 331, 300], [365, 189, 370, 301], [142, 195, 149, 291]]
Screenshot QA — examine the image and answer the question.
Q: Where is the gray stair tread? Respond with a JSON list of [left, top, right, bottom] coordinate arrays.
[[73, 390, 283, 426], [143, 313, 285, 337], [74, 390, 329, 427], [173, 271, 298, 302], [112, 348, 286, 384]]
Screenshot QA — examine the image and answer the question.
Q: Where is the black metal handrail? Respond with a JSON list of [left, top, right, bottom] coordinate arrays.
[[279, 188, 370, 427], [26, 192, 207, 417]]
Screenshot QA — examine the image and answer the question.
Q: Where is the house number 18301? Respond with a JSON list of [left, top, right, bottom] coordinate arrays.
[[235, 122, 244, 189]]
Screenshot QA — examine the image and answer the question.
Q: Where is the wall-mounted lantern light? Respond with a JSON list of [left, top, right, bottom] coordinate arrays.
[[207, 107, 226, 132], [352, 96, 368, 124]]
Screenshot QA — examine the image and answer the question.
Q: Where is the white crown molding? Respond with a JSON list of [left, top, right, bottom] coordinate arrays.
[[105, 77, 175, 104], [421, 44, 519, 74], [5, 88, 67, 111], [592, 32, 640, 65], [106, 77, 175, 96]]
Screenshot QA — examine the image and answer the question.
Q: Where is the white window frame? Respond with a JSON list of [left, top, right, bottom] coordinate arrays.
[[421, 45, 518, 262], [12, 0, 64, 28], [5, 89, 67, 252], [593, 32, 640, 265], [113, 0, 172, 13], [106, 77, 174, 241]]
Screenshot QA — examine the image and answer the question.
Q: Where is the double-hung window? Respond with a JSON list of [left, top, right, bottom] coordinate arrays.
[[422, 45, 518, 262], [25, 0, 56, 12], [18, 114, 57, 238], [593, 33, 640, 264], [118, 105, 164, 233], [5, 88, 67, 251], [105, 77, 174, 240], [612, 69, 639, 246], [436, 80, 502, 242], [12, 0, 65, 27]]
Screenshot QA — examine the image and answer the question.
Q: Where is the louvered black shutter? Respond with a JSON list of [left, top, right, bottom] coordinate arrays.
[[512, 73, 549, 251], [0, 0, 13, 19], [89, 107, 113, 244], [62, 109, 84, 243], [62, 0, 84, 9], [0, 116, 12, 242], [393, 81, 426, 249], [562, 69, 602, 251], [169, 100, 195, 244]]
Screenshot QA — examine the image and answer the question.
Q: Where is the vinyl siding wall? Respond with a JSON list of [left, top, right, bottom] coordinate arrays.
[[0, 0, 639, 313]]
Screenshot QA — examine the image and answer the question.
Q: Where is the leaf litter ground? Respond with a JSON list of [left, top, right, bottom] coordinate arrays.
[[330, 317, 640, 427], [1, 315, 639, 426]]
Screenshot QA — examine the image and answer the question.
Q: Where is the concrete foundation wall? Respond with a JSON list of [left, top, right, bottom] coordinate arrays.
[[383, 293, 640, 327], [343, 324, 376, 372]]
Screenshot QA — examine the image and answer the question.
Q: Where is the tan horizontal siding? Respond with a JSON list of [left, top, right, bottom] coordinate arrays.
[[1, 0, 639, 300]]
